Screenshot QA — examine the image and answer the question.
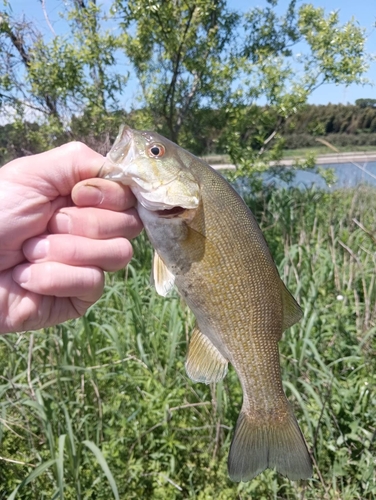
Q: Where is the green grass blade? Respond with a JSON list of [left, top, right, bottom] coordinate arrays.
[[83, 440, 119, 500], [8, 459, 57, 500], [57, 433, 66, 499]]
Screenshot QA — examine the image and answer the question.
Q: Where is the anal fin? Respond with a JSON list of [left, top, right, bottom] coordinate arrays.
[[152, 251, 175, 297], [185, 327, 228, 384]]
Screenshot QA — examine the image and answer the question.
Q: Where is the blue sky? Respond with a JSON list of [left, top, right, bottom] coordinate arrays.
[[7, 0, 376, 106]]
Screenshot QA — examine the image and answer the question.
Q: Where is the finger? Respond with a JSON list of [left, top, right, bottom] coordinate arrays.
[[12, 262, 104, 303], [72, 178, 137, 211], [0, 270, 87, 333], [48, 207, 143, 240], [2, 142, 105, 197], [23, 235, 133, 272]]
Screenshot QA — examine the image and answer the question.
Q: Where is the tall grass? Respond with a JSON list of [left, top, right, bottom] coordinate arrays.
[[0, 185, 375, 499]]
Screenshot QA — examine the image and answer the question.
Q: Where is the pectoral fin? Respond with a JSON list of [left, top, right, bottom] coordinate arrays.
[[280, 282, 303, 331], [152, 251, 175, 297], [185, 327, 228, 384]]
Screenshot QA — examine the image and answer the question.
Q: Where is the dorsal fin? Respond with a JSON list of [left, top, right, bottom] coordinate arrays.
[[280, 282, 303, 331], [152, 251, 175, 297], [185, 327, 228, 384]]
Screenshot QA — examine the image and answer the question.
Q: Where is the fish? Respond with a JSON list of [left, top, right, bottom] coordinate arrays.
[[99, 125, 313, 482]]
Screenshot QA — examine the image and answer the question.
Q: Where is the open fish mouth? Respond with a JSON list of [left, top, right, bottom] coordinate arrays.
[[155, 206, 186, 218]]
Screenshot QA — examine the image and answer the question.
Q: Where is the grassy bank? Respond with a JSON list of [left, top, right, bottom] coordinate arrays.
[[0, 185, 375, 499]]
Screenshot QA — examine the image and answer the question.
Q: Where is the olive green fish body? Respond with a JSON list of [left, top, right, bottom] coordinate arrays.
[[101, 126, 312, 482]]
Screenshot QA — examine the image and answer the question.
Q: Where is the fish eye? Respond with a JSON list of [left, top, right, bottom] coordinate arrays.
[[148, 144, 165, 158]]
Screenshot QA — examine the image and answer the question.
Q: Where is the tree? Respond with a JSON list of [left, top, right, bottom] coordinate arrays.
[[0, 0, 128, 154], [355, 98, 376, 109], [221, 2, 369, 173], [113, 0, 240, 144]]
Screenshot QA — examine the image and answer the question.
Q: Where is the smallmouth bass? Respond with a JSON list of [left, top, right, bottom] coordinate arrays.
[[99, 125, 313, 482]]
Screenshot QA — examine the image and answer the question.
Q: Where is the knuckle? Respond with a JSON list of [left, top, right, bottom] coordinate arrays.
[[61, 141, 91, 156], [86, 267, 105, 300], [88, 267, 105, 290], [108, 239, 133, 271]]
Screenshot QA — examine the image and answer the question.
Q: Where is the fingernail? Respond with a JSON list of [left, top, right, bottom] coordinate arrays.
[[76, 185, 104, 206], [24, 238, 49, 260], [13, 265, 31, 285], [54, 212, 71, 233]]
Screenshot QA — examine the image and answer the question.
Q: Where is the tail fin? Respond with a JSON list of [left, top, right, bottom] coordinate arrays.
[[228, 407, 312, 482]]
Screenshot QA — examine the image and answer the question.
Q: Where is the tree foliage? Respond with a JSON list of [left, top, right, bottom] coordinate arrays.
[[220, 3, 369, 174], [114, 0, 240, 143], [355, 98, 376, 109], [0, 0, 128, 153]]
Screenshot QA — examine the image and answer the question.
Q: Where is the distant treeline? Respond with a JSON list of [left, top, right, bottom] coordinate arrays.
[[1, 102, 376, 165], [282, 101, 376, 149]]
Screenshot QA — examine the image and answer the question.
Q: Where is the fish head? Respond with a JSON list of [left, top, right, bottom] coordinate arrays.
[[99, 125, 200, 215]]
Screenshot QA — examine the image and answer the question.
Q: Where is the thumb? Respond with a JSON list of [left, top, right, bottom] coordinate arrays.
[[1, 142, 105, 197]]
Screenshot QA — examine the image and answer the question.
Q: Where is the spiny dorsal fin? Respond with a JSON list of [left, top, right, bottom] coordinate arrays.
[[152, 251, 175, 297], [185, 327, 228, 384], [280, 282, 303, 331]]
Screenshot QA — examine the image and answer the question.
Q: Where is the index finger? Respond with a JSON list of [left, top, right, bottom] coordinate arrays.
[[72, 178, 137, 212]]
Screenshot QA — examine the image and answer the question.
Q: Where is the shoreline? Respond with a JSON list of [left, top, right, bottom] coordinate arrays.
[[211, 151, 376, 170]]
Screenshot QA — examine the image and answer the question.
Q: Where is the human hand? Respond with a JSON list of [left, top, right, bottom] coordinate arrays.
[[0, 142, 142, 334]]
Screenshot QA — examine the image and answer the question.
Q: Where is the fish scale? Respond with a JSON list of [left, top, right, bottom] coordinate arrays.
[[100, 125, 313, 483]]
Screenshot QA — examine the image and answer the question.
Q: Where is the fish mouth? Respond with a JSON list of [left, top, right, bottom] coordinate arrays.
[[155, 206, 186, 218], [98, 125, 135, 180]]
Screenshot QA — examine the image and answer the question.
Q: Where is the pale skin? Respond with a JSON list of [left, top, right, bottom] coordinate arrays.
[[0, 142, 143, 334]]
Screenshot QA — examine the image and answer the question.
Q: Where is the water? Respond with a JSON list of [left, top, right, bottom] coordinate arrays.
[[289, 161, 376, 190], [233, 161, 376, 198]]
